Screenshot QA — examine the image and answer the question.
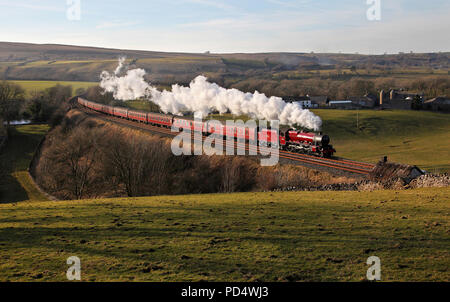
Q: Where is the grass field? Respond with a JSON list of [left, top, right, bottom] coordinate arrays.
[[8, 80, 97, 97], [311, 109, 450, 173], [0, 188, 448, 281], [0, 124, 50, 203]]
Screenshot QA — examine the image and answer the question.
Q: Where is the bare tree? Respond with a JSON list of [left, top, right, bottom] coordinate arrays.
[[103, 132, 172, 197], [0, 81, 24, 126], [104, 135, 147, 197], [220, 157, 257, 193], [48, 127, 100, 199]]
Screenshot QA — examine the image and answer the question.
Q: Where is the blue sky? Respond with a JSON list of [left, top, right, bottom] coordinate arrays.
[[0, 0, 449, 53]]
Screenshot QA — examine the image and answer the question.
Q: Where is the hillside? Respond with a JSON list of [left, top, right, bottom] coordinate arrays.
[[0, 188, 448, 281], [1, 42, 448, 99]]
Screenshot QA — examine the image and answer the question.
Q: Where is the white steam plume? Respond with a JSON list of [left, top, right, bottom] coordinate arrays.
[[114, 56, 127, 75], [100, 58, 322, 130]]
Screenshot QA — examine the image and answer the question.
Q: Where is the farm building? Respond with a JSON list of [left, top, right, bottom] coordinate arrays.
[[379, 89, 423, 110], [328, 100, 353, 108], [423, 97, 450, 112], [347, 95, 377, 108], [309, 96, 329, 106], [370, 159, 425, 184], [284, 96, 319, 108]]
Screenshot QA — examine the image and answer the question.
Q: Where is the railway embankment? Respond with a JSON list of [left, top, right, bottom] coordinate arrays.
[[77, 100, 375, 178], [32, 109, 364, 200]]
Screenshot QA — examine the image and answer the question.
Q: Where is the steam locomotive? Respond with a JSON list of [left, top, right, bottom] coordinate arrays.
[[280, 129, 336, 158], [78, 97, 336, 158]]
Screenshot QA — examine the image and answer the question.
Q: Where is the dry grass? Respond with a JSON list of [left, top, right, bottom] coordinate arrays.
[[410, 174, 450, 188]]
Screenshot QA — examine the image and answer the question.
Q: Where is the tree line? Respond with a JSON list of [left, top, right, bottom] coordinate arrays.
[[0, 81, 79, 127], [219, 76, 450, 100]]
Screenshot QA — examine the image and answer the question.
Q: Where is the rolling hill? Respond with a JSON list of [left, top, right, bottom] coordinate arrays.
[[1, 42, 448, 87]]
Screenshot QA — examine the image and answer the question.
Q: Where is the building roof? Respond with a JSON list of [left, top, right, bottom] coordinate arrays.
[[424, 97, 450, 104], [347, 96, 375, 102], [283, 96, 310, 102], [309, 96, 328, 103], [370, 161, 425, 184], [329, 100, 352, 104]]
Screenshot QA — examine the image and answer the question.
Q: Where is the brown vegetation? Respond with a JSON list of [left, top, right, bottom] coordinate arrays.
[[357, 174, 450, 191], [409, 174, 450, 188], [229, 76, 449, 100], [34, 110, 352, 200], [0, 81, 25, 125]]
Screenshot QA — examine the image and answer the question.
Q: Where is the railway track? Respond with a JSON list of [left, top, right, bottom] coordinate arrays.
[[77, 105, 375, 177]]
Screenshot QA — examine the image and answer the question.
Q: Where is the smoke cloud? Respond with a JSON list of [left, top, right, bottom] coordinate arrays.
[[100, 58, 322, 130]]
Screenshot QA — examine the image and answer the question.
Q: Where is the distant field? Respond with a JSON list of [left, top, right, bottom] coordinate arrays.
[[0, 124, 50, 203], [0, 188, 448, 281], [8, 80, 97, 97], [311, 109, 450, 173]]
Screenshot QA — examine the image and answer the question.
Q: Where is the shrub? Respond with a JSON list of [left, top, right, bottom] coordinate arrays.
[[409, 174, 450, 188]]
